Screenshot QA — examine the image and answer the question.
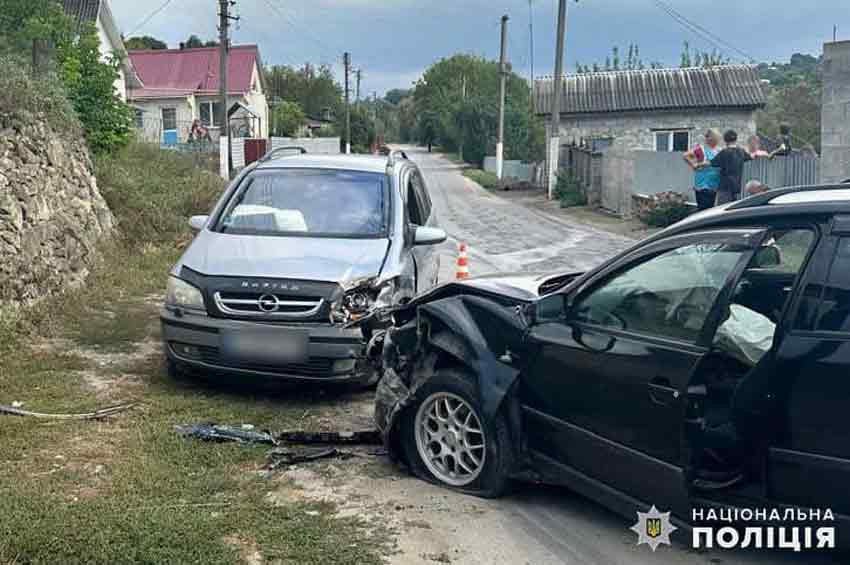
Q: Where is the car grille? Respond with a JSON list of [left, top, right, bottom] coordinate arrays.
[[213, 291, 325, 318], [174, 343, 350, 378]]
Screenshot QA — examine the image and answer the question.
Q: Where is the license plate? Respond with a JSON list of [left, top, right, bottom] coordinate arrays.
[[220, 327, 309, 365]]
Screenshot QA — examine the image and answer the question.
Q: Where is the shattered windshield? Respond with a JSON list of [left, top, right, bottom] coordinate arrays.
[[218, 169, 388, 238]]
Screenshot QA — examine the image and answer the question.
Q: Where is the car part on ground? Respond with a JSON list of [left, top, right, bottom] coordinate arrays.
[[266, 447, 355, 470], [175, 423, 278, 445], [0, 402, 137, 420]]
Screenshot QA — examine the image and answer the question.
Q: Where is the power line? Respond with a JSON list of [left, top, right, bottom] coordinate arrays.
[[262, 0, 345, 65], [650, 0, 755, 62], [126, 0, 173, 37]]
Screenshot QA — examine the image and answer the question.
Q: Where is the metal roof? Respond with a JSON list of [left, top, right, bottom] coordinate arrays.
[[534, 65, 767, 116], [128, 46, 261, 100], [62, 0, 100, 25]]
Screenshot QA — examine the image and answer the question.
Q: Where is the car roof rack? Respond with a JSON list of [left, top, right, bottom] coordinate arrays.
[[260, 146, 308, 162], [727, 184, 850, 210], [386, 149, 408, 170]]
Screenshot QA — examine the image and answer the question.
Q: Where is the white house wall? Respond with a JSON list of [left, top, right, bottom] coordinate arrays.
[[552, 108, 758, 151], [96, 14, 126, 100]]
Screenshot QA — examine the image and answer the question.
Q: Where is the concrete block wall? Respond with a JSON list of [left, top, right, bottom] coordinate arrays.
[[821, 41, 850, 183]]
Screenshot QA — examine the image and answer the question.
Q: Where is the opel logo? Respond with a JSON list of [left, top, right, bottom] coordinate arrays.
[[257, 294, 280, 313]]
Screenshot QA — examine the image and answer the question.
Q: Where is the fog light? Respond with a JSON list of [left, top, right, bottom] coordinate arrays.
[[172, 342, 201, 360], [332, 359, 357, 374]]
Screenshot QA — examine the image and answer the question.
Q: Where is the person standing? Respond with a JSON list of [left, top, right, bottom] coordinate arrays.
[[683, 129, 722, 210], [711, 130, 752, 204], [747, 135, 769, 158]]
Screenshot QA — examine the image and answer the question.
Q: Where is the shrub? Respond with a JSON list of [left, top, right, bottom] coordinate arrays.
[[463, 168, 500, 190], [637, 191, 693, 227], [94, 142, 226, 245], [554, 170, 587, 208], [0, 55, 79, 133]]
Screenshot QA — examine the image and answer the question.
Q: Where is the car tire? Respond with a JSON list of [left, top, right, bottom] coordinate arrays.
[[166, 358, 183, 379], [401, 368, 513, 498]]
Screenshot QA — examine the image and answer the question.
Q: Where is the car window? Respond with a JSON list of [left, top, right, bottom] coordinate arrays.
[[412, 172, 431, 221], [573, 241, 753, 343], [814, 237, 850, 332], [406, 177, 425, 225], [218, 169, 387, 237], [751, 229, 815, 272]]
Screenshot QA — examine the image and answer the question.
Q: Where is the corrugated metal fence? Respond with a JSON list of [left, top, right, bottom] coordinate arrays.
[[742, 154, 820, 190]]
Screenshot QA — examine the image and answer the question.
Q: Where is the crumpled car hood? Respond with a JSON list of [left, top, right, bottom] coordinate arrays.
[[177, 229, 390, 283], [409, 271, 579, 306]]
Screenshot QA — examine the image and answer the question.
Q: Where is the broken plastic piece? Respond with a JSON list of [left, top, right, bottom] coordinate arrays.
[[175, 423, 277, 445], [0, 402, 136, 420], [276, 430, 382, 445], [266, 447, 354, 470]]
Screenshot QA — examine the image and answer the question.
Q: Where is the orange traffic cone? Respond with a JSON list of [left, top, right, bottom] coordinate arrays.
[[456, 243, 470, 280]]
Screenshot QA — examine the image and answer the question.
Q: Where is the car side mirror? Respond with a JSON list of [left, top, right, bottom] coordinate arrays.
[[189, 215, 209, 231], [535, 294, 567, 322], [414, 226, 447, 246]]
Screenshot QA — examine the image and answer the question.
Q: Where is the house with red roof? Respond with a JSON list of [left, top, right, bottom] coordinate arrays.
[[127, 45, 269, 145]]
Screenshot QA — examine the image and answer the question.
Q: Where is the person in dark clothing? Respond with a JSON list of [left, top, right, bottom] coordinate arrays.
[[711, 130, 752, 204], [769, 123, 793, 159]]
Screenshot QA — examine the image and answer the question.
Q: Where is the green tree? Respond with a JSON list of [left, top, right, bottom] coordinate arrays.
[[124, 35, 167, 50], [182, 35, 218, 48], [384, 88, 411, 105], [271, 100, 306, 137], [757, 80, 822, 153], [266, 64, 343, 119], [56, 23, 133, 153], [412, 54, 542, 164]]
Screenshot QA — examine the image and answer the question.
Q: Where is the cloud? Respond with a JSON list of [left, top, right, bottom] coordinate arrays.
[[111, 0, 846, 95]]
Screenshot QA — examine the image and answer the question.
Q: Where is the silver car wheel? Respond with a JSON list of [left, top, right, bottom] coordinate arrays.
[[414, 391, 486, 486]]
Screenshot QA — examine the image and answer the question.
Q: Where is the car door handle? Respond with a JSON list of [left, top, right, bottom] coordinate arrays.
[[648, 377, 680, 406]]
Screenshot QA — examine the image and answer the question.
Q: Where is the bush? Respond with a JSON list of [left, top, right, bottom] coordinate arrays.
[[554, 170, 587, 208], [463, 168, 500, 190], [0, 55, 79, 133], [94, 142, 226, 245], [637, 191, 693, 227]]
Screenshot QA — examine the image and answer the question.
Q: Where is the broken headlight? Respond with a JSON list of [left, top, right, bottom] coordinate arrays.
[[165, 276, 206, 312], [330, 278, 396, 324]]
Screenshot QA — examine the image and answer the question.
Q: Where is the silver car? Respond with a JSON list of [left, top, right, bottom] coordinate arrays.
[[161, 148, 446, 386]]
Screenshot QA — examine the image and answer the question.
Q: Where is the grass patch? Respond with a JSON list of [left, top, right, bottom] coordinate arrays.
[[463, 168, 501, 190], [0, 146, 391, 564]]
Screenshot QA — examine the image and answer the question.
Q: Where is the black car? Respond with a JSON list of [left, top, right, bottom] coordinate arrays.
[[376, 184, 850, 546]]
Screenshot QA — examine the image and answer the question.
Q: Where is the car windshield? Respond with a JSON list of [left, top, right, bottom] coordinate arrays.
[[218, 169, 388, 237]]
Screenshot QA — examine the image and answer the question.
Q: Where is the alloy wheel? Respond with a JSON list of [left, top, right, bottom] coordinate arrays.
[[414, 392, 486, 486]]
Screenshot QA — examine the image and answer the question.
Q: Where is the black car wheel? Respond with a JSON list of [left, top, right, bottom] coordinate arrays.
[[401, 368, 513, 498]]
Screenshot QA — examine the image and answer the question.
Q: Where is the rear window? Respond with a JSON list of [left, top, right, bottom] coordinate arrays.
[[217, 169, 388, 238], [815, 238, 850, 332]]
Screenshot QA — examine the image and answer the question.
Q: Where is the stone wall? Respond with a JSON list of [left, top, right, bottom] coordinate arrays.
[[553, 108, 758, 151], [0, 111, 114, 303]]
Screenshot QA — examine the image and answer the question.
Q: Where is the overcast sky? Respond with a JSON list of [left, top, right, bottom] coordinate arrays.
[[111, 0, 847, 95]]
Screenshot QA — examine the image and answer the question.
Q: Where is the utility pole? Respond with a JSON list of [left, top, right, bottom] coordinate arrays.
[[219, 0, 238, 178], [344, 52, 351, 154], [548, 0, 569, 199], [373, 91, 379, 146], [355, 69, 362, 103], [496, 14, 509, 180], [529, 0, 535, 89], [459, 74, 467, 162]]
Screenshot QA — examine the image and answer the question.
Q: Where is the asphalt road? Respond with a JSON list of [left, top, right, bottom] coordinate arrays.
[[399, 146, 843, 565]]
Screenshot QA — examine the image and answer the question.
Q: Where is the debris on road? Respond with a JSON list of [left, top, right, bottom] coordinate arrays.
[[266, 446, 354, 470], [0, 402, 137, 420], [276, 430, 381, 445], [175, 423, 278, 445]]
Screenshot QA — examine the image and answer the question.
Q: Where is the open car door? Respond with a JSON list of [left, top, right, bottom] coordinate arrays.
[[522, 228, 769, 520]]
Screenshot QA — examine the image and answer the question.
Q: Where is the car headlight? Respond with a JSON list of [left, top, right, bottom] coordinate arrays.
[[166, 276, 206, 312], [331, 278, 396, 323]]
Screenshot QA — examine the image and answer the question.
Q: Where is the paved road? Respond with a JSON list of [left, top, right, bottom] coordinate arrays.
[[403, 146, 633, 282], [400, 147, 842, 565]]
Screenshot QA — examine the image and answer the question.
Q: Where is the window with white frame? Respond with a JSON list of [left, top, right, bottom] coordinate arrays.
[[199, 101, 224, 127], [161, 108, 177, 131], [654, 130, 691, 152]]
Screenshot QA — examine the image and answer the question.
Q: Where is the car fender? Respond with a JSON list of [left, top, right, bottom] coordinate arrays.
[[376, 293, 528, 460]]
